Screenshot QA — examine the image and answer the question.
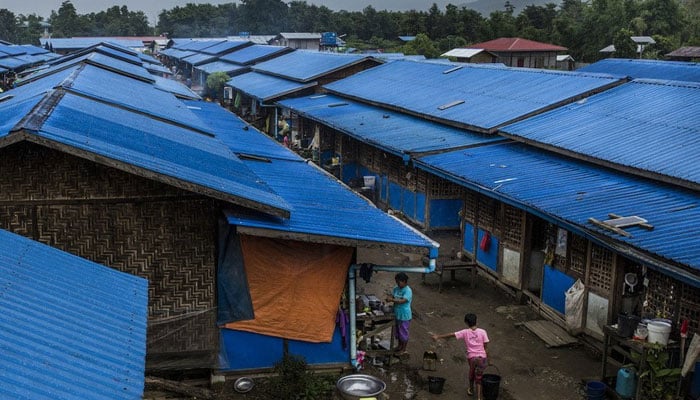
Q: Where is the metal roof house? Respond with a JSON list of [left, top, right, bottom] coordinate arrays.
[[440, 48, 498, 64], [225, 51, 382, 138], [467, 37, 568, 69], [271, 32, 323, 51], [0, 44, 437, 374], [275, 57, 700, 345], [0, 229, 148, 399]]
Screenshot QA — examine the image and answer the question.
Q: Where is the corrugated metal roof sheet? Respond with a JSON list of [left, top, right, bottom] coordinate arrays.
[[16, 44, 48, 55], [226, 71, 316, 102], [227, 158, 438, 250], [90, 44, 143, 65], [32, 92, 289, 215], [195, 60, 246, 75], [577, 58, 700, 82], [183, 100, 300, 162], [0, 228, 148, 399], [441, 48, 492, 58], [0, 43, 27, 56], [252, 50, 375, 82], [181, 52, 217, 66], [152, 74, 201, 99], [323, 59, 624, 132], [177, 40, 225, 52], [278, 94, 504, 157], [144, 62, 172, 75], [66, 64, 206, 130], [415, 141, 700, 278], [166, 49, 197, 60], [41, 38, 144, 50], [500, 79, 700, 189], [0, 56, 29, 69], [279, 32, 321, 40], [469, 37, 567, 52], [201, 40, 251, 55], [219, 45, 290, 66], [186, 100, 438, 252]]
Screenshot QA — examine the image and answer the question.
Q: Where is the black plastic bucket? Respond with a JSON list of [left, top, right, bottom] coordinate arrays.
[[482, 365, 501, 400], [428, 376, 445, 394], [617, 313, 640, 338]]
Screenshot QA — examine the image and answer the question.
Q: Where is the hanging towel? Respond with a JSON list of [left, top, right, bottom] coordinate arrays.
[[480, 232, 491, 251], [359, 263, 374, 283]]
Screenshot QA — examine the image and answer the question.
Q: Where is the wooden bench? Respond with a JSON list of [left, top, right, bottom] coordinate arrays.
[[422, 258, 478, 292]]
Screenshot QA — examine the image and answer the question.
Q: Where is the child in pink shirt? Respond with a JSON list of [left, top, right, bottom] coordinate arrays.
[[432, 313, 489, 399]]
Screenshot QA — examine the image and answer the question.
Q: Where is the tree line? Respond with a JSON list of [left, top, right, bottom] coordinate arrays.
[[1, 0, 698, 63]]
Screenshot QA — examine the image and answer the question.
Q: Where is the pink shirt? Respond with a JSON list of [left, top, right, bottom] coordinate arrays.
[[455, 328, 489, 359]]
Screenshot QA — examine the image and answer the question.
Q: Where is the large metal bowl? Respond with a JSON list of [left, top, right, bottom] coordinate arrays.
[[336, 374, 386, 400]]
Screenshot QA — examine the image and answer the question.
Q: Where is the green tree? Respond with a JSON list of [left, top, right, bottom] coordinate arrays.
[[613, 28, 638, 57], [0, 9, 18, 43], [206, 72, 230, 100], [237, 0, 288, 34], [403, 32, 440, 58], [50, 1, 86, 37]]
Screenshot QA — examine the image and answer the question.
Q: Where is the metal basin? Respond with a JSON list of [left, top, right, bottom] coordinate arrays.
[[336, 374, 386, 400]]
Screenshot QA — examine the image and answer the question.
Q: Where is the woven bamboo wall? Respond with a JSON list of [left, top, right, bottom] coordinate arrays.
[[0, 142, 219, 367]]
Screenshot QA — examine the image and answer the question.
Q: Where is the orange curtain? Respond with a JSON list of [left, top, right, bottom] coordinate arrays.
[[224, 235, 353, 343]]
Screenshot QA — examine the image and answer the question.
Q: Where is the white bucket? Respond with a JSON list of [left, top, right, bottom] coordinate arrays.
[[647, 320, 672, 345]]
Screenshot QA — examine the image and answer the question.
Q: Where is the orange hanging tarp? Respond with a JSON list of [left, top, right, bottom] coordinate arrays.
[[224, 235, 353, 343]]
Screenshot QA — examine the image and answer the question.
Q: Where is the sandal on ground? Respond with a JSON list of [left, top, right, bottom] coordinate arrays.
[[467, 388, 473, 396]]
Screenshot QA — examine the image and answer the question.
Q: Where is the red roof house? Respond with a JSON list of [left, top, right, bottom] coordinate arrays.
[[467, 37, 567, 69]]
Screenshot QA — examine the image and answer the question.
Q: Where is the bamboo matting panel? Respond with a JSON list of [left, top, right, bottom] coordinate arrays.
[[679, 283, 700, 337], [0, 143, 219, 362], [644, 269, 677, 321], [569, 233, 587, 277], [428, 174, 462, 198], [588, 244, 613, 293], [462, 191, 476, 223], [502, 205, 524, 247]]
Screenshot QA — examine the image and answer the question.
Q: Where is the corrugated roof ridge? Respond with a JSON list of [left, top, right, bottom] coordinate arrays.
[[632, 78, 700, 89]]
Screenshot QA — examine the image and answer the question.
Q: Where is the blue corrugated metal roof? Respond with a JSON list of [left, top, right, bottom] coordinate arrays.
[[16, 44, 48, 55], [201, 40, 251, 55], [0, 44, 27, 56], [0, 228, 148, 399], [33, 93, 289, 215], [90, 44, 143, 65], [278, 94, 504, 158], [219, 45, 290, 66], [0, 66, 7, 73], [66, 64, 207, 129], [195, 60, 247, 75], [144, 62, 172, 75], [416, 141, 700, 280], [166, 49, 198, 60], [153, 74, 201, 99], [182, 52, 218, 66], [177, 40, 224, 52], [578, 58, 700, 82], [182, 100, 300, 162], [138, 52, 159, 64], [324, 59, 625, 132], [500, 79, 700, 189], [186, 100, 438, 252], [227, 158, 438, 251], [0, 56, 30, 69], [252, 50, 376, 82], [226, 71, 316, 102], [41, 38, 144, 50]]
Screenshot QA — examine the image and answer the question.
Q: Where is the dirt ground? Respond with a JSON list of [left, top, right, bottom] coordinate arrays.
[[350, 231, 602, 400], [146, 231, 604, 400]]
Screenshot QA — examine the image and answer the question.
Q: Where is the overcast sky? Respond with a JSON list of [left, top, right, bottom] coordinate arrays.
[[4, 1, 465, 25]]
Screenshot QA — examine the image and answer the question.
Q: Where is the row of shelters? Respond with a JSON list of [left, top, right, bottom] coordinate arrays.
[[218, 43, 700, 378], [0, 39, 442, 397]]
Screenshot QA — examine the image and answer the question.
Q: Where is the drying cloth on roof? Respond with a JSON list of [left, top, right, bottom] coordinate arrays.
[[224, 235, 353, 343]]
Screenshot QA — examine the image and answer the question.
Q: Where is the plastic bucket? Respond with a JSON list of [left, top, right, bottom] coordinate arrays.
[[647, 320, 672, 345], [617, 313, 640, 338], [586, 380, 606, 400], [482, 365, 501, 400], [428, 376, 445, 394]]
